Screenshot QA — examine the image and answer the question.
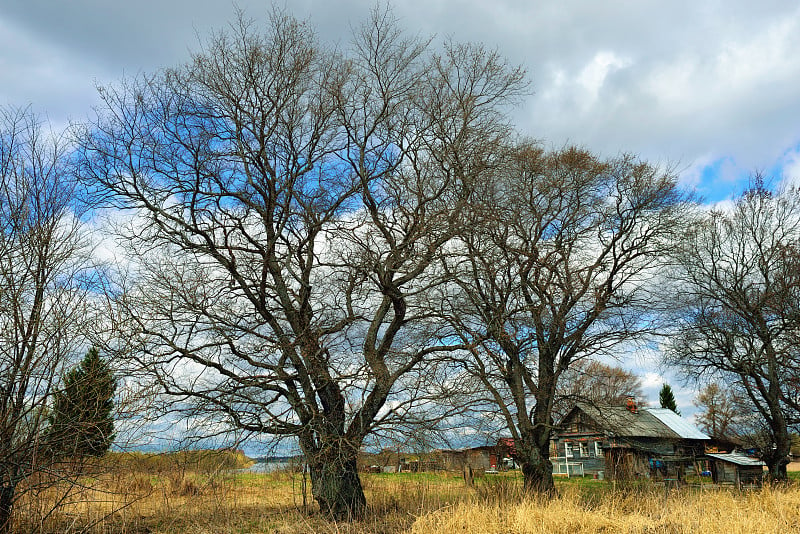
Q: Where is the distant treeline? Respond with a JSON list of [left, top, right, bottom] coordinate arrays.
[[251, 455, 303, 464], [102, 449, 254, 471]]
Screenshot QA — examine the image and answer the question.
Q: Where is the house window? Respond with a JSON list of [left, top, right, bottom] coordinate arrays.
[[579, 442, 589, 457], [594, 441, 602, 457], [570, 421, 579, 433], [564, 441, 573, 458]]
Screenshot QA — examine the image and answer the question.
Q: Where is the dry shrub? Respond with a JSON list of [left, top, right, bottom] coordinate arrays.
[[474, 475, 525, 503], [174, 475, 201, 496], [364, 473, 465, 518], [126, 474, 154, 495]]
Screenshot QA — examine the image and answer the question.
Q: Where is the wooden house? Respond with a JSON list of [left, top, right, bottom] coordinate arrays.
[[552, 401, 710, 480]]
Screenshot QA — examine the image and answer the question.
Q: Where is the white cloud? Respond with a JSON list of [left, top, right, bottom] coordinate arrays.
[[780, 149, 800, 189], [641, 372, 663, 389]]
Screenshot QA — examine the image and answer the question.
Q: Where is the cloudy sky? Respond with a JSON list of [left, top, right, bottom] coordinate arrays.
[[3, 0, 800, 202], [3, 0, 798, 413]]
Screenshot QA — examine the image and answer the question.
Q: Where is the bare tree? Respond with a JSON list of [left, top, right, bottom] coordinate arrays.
[[666, 183, 800, 479], [556, 360, 646, 417], [443, 145, 687, 495], [0, 107, 95, 532], [80, 9, 525, 518], [694, 382, 751, 440]]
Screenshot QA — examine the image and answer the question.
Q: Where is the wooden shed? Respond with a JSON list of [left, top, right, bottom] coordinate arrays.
[[705, 452, 765, 488], [432, 446, 494, 472]]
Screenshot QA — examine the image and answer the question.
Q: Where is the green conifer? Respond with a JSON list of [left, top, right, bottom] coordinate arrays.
[[659, 383, 680, 415], [46, 347, 116, 459]]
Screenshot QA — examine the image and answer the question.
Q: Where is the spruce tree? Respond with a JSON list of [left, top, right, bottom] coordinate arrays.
[[46, 347, 116, 459], [659, 383, 680, 415]]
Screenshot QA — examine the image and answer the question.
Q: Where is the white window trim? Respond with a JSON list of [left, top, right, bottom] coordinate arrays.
[[564, 441, 573, 458]]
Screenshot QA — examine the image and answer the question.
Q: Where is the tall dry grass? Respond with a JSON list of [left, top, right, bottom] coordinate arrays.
[[17, 460, 800, 533], [410, 484, 800, 534]]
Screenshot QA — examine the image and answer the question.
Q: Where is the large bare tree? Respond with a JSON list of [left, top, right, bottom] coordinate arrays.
[[80, 9, 525, 518], [443, 145, 687, 494], [666, 184, 800, 479], [0, 107, 94, 533]]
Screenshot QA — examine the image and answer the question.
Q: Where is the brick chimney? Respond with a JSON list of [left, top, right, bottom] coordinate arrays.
[[625, 395, 638, 414]]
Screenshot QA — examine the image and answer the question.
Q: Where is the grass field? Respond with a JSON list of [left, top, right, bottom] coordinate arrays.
[[15, 457, 800, 533]]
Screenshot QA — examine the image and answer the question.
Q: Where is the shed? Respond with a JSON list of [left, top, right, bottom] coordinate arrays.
[[705, 452, 765, 488], [433, 446, 494, 472]]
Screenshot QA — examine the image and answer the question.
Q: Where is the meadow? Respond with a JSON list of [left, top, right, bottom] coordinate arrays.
[[14, 453, 800, 533]]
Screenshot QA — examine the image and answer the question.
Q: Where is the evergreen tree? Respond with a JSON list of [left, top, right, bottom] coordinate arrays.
[[46, 348, 116, 459], [659, 383, 680, 415]]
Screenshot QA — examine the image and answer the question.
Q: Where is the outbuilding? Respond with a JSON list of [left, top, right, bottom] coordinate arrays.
[[705, 452, 765, 488]]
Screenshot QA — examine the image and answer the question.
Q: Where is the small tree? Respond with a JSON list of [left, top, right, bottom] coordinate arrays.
[[443, 145, 689, 495], [659, 384, 680, 415], [556, 361, 646, 418], [694, 382, 749, 439], [46, 347, 116, 460]]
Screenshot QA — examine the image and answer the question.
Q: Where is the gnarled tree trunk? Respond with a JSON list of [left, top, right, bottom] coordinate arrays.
[[306, 443, 366, 520], [518, 415, 556, 496], [764, 417, 791, 481], [520, 454, 555, 495]]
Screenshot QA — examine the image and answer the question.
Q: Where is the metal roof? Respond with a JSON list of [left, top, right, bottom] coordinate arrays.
[[648, 408, 710, 440], [706, 452, 766, 467], [570, 404, 709, 440]]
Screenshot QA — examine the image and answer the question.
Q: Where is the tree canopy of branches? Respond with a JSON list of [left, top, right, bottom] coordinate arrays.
[[0, 107, 94, 533], [80, 9, 526, 518], [666, 184, 800, 479], [45, 347, 116, 460], [694, 382, 752, 440], [556, 360, 646, 417], [443, 145, 688, 494], [659, 384, 680, 414]]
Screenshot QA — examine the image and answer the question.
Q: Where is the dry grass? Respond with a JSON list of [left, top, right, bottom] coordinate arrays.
[[22, 467, 456, 533], [16, 462, 800, 533], [410, 485, 800, 534]]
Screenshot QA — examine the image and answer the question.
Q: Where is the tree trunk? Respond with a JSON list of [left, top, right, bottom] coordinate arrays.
[[0, 484, 14, 534], [518, 366, 557, 496], [765, 431, 791, 481], [762, 398, 791, 482], [307, 447, 366, 520], [518, 439, 555, 496]]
